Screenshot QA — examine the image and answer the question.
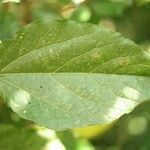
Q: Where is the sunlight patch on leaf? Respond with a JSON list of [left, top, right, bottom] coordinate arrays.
[[123, 87, 140, 100], [106, 96, 137, 121], [8, 90, 30, 113]]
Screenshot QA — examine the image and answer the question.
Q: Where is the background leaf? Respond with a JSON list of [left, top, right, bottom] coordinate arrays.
[[136, 0, 150, 5], [0, 125, 47, 150]]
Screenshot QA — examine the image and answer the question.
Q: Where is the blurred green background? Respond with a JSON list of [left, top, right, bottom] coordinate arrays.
[[0, 0, 150, 150]]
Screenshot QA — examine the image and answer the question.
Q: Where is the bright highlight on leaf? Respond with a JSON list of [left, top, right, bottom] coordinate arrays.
[[72, 0, 85, 4], [8, 90, 30, 113], [0, 19, 150, 131], [0, 0, 20, 3]]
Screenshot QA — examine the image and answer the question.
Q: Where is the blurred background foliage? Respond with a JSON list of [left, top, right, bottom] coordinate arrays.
[[0, 0, 150, 150]]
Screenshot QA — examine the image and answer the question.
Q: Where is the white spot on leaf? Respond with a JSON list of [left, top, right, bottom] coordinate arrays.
[[106, 97, 137, 121], [9, 90, 31, 113], [123, 87, 140, 100]]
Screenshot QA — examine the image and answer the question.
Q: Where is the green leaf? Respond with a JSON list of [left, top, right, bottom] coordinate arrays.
[[0, 125, 47, 150], [136, 0, 150, 5], [0, 10, 20, 40], [91, 1, 125, 18], [0, 19, 150, 131]]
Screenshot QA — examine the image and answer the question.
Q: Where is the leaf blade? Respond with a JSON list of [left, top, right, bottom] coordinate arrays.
[[0, 73, 149, 130], [0, 19, 150, 130]]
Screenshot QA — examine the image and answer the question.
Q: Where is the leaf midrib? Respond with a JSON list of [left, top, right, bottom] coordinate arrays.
[[0, 73, 141, 109]]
